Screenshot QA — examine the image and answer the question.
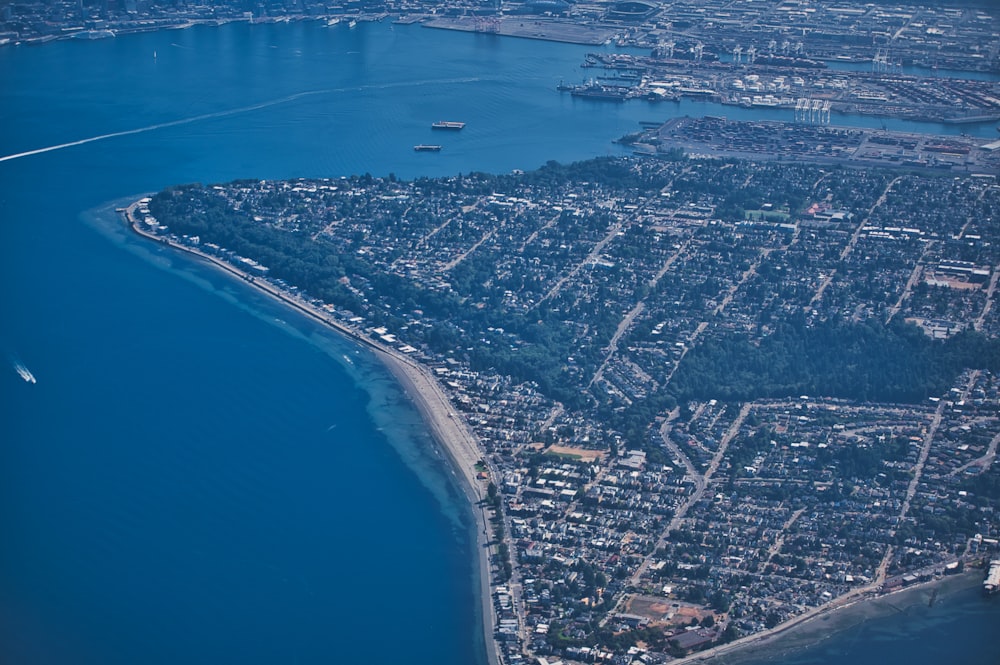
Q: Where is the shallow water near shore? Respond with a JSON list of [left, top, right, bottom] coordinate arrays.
[[1, 19, 997, 665], [707, 573, 999, 665]]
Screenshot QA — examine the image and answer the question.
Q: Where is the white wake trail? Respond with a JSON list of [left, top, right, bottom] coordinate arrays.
[[0, 75, 491, 164], [0, 89, 332, 164]]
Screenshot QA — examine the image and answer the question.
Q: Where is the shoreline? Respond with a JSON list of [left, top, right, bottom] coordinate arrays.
[[12, 12, 613, 49], [376, 351, 500, 665], [122, 196, 993, 665], [674, 569, 986, 664], [421, 16, 616, 46], [121, 200, 501, 665]]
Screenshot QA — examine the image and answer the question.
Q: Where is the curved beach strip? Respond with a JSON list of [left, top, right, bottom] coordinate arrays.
[[122, 200, 500, 665], [376, 350, 499, 665]]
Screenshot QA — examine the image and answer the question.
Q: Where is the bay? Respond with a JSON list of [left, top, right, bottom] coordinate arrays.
[[0, 19, 995, 665]]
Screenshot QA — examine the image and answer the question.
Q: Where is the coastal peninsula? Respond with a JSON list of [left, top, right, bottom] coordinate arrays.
[[127, 155, 1000, 664]]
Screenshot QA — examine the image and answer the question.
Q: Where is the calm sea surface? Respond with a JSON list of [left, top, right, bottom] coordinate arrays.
[[0, 21, 996, 665]]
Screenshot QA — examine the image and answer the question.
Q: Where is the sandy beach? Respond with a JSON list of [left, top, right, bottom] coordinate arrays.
[[377, 351, 500, 665], [124, 198, 991, 665], [123, 200, 501, 665]]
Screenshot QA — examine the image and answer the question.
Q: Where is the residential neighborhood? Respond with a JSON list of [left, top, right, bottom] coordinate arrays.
[[140, 155, 1000, 663]]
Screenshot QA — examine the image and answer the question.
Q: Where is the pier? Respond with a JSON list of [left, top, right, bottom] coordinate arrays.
[[577, 51, 1000, 125]]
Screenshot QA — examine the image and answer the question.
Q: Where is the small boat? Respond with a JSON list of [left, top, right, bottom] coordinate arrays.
[[432, 121, 465, 130], [414, 144, 442, 152]]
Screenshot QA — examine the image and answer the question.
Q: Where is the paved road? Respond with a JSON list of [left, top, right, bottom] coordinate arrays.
[[631, 403, 752, 586]]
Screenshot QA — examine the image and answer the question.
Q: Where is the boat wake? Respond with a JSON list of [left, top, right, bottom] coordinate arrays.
[[0, 76, 495, 165], [0, 88, 334, 163], [12, 358, 36, 384]]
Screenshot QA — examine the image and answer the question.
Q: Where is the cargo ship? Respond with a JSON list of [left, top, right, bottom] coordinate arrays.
[[571, 85, 628, 102], [565, 79, 633, 102], [414, 144, 442, 152], [431, 121, 465, 130]]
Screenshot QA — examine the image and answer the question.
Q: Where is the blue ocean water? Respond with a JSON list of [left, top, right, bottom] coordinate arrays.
[[0, 20, 996, 665]]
